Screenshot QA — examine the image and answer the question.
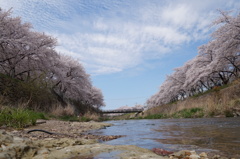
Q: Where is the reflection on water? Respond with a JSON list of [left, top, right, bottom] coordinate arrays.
[[92, 118, 240, 158], [153, 118, 240, 157]]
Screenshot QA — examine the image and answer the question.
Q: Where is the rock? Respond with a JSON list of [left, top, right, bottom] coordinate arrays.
[[190, 154, 201, 159], [1, 144, 7, 151], [170, 150, 208, 159], [152, 148, 173, 156], [213, 155, 221, 159], [0, 153, 11, 159], [190, 150, 197, 155], [199, 152, 208, 158], [55, 147, 62, 150], [37, 148, 49, 155], [0, 130, 13, 144], [171, 150, 192, 158], [13, 136, 24, 142]]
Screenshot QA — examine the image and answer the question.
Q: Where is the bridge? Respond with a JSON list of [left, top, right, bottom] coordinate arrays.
[[101, 108, 144, 114]]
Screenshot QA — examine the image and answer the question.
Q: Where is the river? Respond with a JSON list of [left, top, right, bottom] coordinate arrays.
[[92, 117, 240, 158]]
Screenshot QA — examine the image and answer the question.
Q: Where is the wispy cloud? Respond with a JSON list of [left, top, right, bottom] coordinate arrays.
[[1, 0, 240, 75]]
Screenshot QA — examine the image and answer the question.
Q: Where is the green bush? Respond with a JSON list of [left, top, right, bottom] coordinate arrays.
[[0, 107, 13, 126], [172, 108, 204, 118], [144, 113, 168, 119], [0, 107, 47, 128], [79, 116, 91, 122]]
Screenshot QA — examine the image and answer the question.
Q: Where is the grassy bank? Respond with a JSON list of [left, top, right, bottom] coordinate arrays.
[[0, 73, 103, 121], [0, 106, 47, 128], [0, 104, 102, 129], [107, 79, 240, 121], [139, 107, 204, 119], [142, 79, 240, 119]]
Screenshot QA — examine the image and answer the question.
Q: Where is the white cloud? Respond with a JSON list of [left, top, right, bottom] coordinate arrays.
[[162, 4, 195, 28], [143, 26, 190, 44], [53, 30, 143, 75], [93, 20, 109, 31], [88, 34, 129, 46], [1, 0, 240, 75]]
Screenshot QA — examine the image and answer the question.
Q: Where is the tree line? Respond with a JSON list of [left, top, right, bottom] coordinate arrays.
[[0, 9, 104, 113], [147, 11, 240, 108]]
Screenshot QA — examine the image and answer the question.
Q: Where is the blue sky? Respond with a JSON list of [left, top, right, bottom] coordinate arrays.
[[1, 0, 240, 110]]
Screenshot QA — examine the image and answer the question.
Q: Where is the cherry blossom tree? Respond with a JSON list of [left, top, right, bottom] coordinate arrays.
[[88, 87, 105, 108], [0, 9, 58, 81], [0, 8, 105, 111], [146, 10, 240, 108]]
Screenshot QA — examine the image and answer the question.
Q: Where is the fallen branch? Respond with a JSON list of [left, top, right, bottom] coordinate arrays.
[[27, 129, 71, 136]]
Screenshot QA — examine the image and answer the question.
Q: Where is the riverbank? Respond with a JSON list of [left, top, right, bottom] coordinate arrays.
[[142, 80, 240, 119], [109, 80, 240, 121], [0, 130, 162, 159], [0, 120, 164, 159], [0, 119, 237, 159]]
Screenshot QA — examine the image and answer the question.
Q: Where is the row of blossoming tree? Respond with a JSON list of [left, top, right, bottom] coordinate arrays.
[[0, 9, 104, 113], [147, 11, 240, 108]]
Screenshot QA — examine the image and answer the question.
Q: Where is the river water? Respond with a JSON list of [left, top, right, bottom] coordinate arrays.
[[92, 118, 240, 157]]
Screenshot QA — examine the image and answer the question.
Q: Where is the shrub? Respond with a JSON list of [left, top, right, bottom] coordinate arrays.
[[79, 116, 91, 122], [172, 108, 204, 118], [0, 106, 47, 128], [144, 113, 168, 119]]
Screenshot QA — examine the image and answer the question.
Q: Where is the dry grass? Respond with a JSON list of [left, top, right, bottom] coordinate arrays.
[[50, 104, 75, 117], [144, 81, 240, 118], [80, 111, 101, 121]]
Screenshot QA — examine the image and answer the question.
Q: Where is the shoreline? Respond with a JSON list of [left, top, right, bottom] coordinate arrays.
[[1, 120, 165, 159], [0, 120, 235, 159]]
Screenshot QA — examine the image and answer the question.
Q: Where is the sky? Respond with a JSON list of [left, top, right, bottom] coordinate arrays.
[[1, 0, 240, 110]]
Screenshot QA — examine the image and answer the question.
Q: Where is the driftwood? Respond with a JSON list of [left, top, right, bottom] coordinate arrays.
[[27, 129, 72, 137]]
